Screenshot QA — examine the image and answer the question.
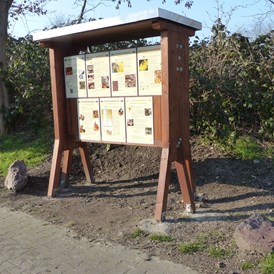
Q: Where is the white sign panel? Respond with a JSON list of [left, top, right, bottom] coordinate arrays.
[[110, 48, 138, 96], [138, 45, 162, 96], [64, 55, 87, 98], [125, 96, 154, 144], [100, 97, 126, 142], [86, 52, 111, 97], [77, 98, 101, 141]]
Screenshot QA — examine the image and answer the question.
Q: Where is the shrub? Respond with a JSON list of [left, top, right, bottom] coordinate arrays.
[[6, 36, 52, 131], [189, 26, 274, 140]]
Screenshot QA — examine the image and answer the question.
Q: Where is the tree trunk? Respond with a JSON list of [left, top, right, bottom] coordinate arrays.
[[0, 0, 13, 135]]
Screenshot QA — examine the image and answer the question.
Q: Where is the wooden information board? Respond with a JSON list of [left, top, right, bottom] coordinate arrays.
[[33, 8, 202, 221], [64, 46, 160, 144]]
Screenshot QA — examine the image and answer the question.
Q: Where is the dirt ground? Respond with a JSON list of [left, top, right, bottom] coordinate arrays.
[[0, 137, 274, 274]]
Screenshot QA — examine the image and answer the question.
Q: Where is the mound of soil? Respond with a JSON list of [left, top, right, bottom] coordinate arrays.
[[0, 137, 273, 273]]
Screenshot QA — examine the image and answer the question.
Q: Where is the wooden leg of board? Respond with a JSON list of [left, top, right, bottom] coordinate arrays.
[[48, 139, 62, 197], [155, 147, 171, 221], [61, 149, 73, 188], [79, 144, 94, 183], [175, 159, 196, 213], [185, 158, 196, 195]]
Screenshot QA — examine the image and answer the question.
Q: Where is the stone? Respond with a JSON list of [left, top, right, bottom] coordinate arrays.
[[138, 219, 173, 235], [234, 214, 274, 253], [4, 160, 28, 191], [253, 159, 260, 164]]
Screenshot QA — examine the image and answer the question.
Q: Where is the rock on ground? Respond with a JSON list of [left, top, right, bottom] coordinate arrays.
[[234, 214, 274, 253], [4, 160, 28, 191], [138, 219, 174, 235]]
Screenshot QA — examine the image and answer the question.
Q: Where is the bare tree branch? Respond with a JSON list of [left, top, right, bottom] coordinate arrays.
[[77, 0, 87, 23]]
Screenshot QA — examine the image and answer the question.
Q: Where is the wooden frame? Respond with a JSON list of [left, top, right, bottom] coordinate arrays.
[[34, 9, 201, 221]]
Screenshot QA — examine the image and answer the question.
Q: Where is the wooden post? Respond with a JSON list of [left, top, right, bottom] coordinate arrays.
[[155, 147, 171, 221], [47, 48, 67, 196], [48, 139, 63, 196], [61, 149, 73, 188], [175, 161, 195, 212], [79, 144, 94, 183], [154, 25, 196, 220]]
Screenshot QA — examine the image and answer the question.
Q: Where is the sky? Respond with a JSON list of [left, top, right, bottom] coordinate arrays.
[[10, 0, 273, 39]]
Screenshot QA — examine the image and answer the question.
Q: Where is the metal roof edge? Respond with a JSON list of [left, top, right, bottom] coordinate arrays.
[[33, 7, 202, 42]]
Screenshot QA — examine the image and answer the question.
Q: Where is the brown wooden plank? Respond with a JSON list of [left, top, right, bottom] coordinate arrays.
[[160, 27, 196, 214], [160, 30, 170, 148], [180, 34, 191, 158], [48, 48, 70, 196], [48, 139, 62, 196], [61, 149, 73, 188], [180, 33, 196, 194], [79, 144, 94, 183], [66, 99, 78, 139], [153, 96, 162, 144], [169, 30, 182, 158], [175, 159, 195, 213], [49, 48, 68, 142], [155, 147, 171, 221]]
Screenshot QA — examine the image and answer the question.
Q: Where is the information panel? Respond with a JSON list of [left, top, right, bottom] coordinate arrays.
[[86, 52, 111, 97], [100, 97, 126, 143], [64, 55, 87, 98], [110, 48, 138, 96], [77, 98, 101, 141], [125, 97, 154, 144], [138, 45, 162, 96], [65, 46, 162, 145]]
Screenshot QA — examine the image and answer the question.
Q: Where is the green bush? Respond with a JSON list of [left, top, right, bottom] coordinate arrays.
[[189, 25, 274, 140], [6, 36, 52, 131]]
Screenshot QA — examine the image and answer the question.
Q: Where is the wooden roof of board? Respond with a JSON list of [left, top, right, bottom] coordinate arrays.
[[33, 8, 202, 47]]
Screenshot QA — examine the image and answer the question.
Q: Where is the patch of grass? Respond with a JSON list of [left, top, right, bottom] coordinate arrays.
[[178, 231, 235, 258], [260, 253, 274, 274], [178, 241, 206, 254], [233, 136, 263, 160], [30, 207, 42, 215], [208, 246, 231, 258], [0, 130, 52, 177], [267, 216, 274, 222], [201, 135, 273, 161], [131, 228, 145, 239], [265, 145, 273, 159], [178, 233, 208, 254], [149, 234, 173, 242], [241, 261, 255, 270]]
